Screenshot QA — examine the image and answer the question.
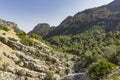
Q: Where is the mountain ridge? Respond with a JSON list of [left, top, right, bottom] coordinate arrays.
[[29, 0, 120, 39]]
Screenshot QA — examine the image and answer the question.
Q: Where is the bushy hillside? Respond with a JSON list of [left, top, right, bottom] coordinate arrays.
[[0, 24, 71, 80], [28, 0, 120, 80], [47, 26, 120, 72]]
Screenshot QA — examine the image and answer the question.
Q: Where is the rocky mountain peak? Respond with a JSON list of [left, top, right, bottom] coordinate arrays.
[[35, 23, 50, 29], [0, 19, 22, 32], [28, 23, 55, 36]]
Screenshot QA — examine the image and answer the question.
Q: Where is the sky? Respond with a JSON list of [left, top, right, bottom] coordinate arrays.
[[0, 0, 114, 32]]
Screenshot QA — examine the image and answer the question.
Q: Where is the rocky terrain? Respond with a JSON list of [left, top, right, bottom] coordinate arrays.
[[28, 23, 55, 37], [0, 19, 22, 32], [0, 0, 120, 80], [0, 19, 71, 80]]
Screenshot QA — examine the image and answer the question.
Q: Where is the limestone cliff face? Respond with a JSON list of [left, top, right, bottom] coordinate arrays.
[[0, 19, 22, 32], [28, 23, 55, 36]]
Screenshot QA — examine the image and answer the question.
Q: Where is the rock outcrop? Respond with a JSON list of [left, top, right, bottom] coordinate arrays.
[[28, 23, 55, 36], [62, 73, 89, 80], [0, 19, 22, 32], [0, 25, 71, 80]]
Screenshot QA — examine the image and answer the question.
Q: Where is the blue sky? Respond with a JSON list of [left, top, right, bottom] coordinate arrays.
[[0, 0, 113, 32]]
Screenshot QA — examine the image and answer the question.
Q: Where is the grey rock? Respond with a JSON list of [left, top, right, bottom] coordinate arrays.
[[16, 51, 48, 73], [28, 23, 55, 36], [0, 18, 22, 32], [62, 73, 89, 80]]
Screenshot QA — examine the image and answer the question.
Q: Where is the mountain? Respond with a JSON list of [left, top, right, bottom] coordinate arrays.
[[28, 0, 120, 80], [0, 19, 71, 80], [0, 19, 23, 32], [1, 0, 120, 80], [29, 0, 120, 39], [28, 23, 55, 37]]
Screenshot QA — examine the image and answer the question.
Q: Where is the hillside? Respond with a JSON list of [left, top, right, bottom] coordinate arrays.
[[29, 0, 120, 80], [0, 20, 71, 80]]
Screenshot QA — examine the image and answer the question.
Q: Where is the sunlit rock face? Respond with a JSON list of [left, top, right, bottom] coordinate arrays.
[[0, 19, 22, 32]]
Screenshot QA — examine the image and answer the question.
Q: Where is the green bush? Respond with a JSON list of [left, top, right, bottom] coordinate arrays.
[[16, 32, 34, 46], [18, 69, 26, 76], [30, 33, 43, 41], [2, 62, 9, 71], [9, 37, 18, 42], [2, 33, 6, 35], [65, 68, 70, 75], [0, 25, 10, 31], [21, 36, 34, 46], [0, 57, 2, 61], [15, 59, 22, 65], [110, 76, 120, 80], [45, 72, 55, 80], [88, 59, 118, 80], [16, 32, 27, 37]]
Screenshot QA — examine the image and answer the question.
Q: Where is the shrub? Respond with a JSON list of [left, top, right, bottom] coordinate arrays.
[[45, 72, 55, 80], [65, 68, 70, 75], [18, 35, 34, 46], [15, 59, 22, 65], [2, 33, 6, 35], [30, 33, 43, 41], [88, 59, 118, 80], [110, 76, 120, 80], [9, 37, 18, 42], [0, 77, 3, 80], [16, 32, 26, 37], [16, 32, 34, 46], [0, 25, 10, 31], [18, 69, 26, 76], [2, 62, 9, 71], [0, 57, 2, 61]]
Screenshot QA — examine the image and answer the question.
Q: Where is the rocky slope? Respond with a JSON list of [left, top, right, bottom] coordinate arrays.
[[28, 23, 55, 37], [28, 0, 120, 80], [0, 20, 71, 80], [0, 19, 22, 32]]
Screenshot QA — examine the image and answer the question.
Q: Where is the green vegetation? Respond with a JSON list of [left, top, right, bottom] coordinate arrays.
[[45, 72, 55, 80], [47, 26, 120, 71], [16, 32, 34, 46], [110, 76, 120, 80], [88, 59, 118, 80], [0, 77, 3, 80], [0, 25, 9, 31], [15, 59, 22, 65], [18, 69, 26, 76], [30, 33, 44, 42], [9, 37, 18, 42], [2, 62, 9, 71], [2, 33, 6, 35], [0, 57, 2, 61]]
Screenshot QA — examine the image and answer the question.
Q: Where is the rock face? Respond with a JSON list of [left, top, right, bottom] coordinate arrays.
[[28, 23, 55, 36], [0, 19, 22, 32], [0, 27, 71, 80], [62, 73, 89, 80], [107, 0, 120, 11]]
